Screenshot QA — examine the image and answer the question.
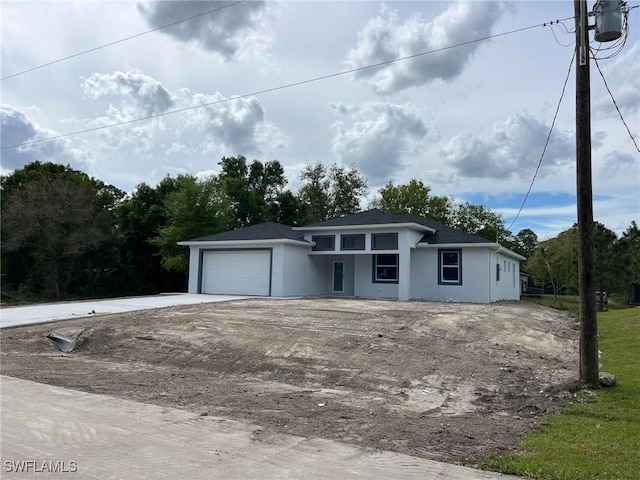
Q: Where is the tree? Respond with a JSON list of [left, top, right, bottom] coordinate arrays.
[[527, 227, 578, 295], [218, 156, 288, 227], [297, 162, 331, 224], [151, 175, 232, 275], [1, 162, 124, 300], [450, 202, 508, 243], [514, 228, 539, 259], [615, 221, 640, 302], [593, 222, 618, 307], [370, 179, 453, 223], [116, 176, 184, 294], [298, 162, 368, 224], [268, 190, 302, 226]]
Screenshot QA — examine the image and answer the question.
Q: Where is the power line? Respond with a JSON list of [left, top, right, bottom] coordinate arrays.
[[1, 18, 573, 152], [0, 1, 247, 81], [506, 51, 576, 232], [592, 55, 640, 153]]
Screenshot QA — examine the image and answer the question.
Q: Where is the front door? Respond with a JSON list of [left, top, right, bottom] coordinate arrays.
[[332, 261, 344, 293]]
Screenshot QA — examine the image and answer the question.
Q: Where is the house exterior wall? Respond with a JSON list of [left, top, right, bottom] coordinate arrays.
[[410, 248, 491, 303], [187, 246, 201, 294], [353, 255, 399, 299], [184, 226, 522, 303], [302, 228, 424, 300], [280, 246, 330, 297], [490, 251, 521, 301]]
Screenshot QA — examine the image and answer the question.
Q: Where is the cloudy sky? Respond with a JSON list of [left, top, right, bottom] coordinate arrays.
[[1, 0, 638, 238]]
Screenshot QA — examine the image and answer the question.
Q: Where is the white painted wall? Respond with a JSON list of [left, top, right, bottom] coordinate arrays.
[[410, 248, 491, 303], [280, 245, 329, 296], [489, 251, 521, 301], [185, 232, 521, 302], [353, 255, 399, 299], [187, 246, 200, 294]]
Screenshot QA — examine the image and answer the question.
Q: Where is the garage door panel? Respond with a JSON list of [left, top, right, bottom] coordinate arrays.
[[202, 250, 271, 296]]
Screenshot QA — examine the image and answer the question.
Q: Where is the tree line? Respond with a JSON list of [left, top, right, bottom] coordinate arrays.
[[1, 159, 637, 303]]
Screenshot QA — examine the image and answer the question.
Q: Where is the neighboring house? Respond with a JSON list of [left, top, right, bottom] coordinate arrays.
[[178, 209, 525, 303]]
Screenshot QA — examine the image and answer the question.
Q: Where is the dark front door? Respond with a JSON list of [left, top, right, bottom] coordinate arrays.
[[333, 261, 344, 293]]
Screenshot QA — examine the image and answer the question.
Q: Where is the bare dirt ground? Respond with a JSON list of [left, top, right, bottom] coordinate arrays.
[[0, 298, 579, 464]]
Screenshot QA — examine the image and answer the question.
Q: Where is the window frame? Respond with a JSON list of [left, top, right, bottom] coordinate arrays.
[[340, 234, 365, 251], [311, 235, 335, 251], [438, 249, 462, 285], [371, 232, 398, 250], [372, 254, 399, 283]]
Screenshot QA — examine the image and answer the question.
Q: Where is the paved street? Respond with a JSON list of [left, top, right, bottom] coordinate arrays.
[[1, 376, 520, 480]]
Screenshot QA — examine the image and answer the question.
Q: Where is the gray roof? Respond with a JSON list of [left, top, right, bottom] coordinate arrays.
[[184, 210, 493, 245], [187, 222, 308, 243], [303, 209, 491, 245]]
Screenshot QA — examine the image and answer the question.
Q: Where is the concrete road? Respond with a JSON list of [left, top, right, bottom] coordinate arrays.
[[0, 294, 250, 329], [0, 376, 520, 480]]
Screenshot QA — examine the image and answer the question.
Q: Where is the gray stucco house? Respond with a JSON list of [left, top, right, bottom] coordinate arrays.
[[178, 209, 525, 303]]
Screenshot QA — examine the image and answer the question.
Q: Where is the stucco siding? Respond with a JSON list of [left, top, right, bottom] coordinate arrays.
[[184, 224, 521, 302], [187, 247, 200, 294], [281, 246, 329, 296], [410, 248, 491, 303], [353, 255, 399, 299], [490, 252, 521, 301]]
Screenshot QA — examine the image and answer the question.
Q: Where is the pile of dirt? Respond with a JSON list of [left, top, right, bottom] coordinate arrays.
[[0, 298, 580, 463]]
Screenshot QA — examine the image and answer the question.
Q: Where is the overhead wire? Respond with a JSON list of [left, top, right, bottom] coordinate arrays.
[[0, 0, 247, 81], [1, 17, 575, 152], [550, 23, 576, 47], [506, 51, 576, 232], [592, 54, 640, 153]]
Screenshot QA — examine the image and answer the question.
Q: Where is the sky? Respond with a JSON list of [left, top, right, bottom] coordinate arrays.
[[1, 0, 639, 239]]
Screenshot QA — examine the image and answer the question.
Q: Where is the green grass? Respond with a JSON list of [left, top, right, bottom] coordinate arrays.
[[475, 307, 640, 479], [521, 295, 581, 317]]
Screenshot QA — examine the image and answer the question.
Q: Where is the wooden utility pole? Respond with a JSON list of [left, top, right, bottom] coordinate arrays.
[[574, 0, 599, 388]]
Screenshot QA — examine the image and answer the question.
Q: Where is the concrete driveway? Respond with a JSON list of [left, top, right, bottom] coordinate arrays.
[[0, 376, 520, 480], [0, 294, 250, 329]]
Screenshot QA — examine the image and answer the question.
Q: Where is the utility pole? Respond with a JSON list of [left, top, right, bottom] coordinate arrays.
[[574, 0, 599, 388]]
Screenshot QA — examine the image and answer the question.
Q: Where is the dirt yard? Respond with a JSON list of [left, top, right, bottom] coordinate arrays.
[[0, 298, 580, 464]]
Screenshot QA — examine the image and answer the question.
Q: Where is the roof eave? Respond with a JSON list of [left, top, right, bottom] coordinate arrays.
[[177, 238, 310, 247], [293, 222, 436, 233], [416, 242, 526, 260]]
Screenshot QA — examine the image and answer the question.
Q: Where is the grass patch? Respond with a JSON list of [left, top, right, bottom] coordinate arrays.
[[475, 307, 640, 479], [521, 295, 580, 317]]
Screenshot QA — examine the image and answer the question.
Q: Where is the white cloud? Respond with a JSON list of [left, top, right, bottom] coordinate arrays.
[[75, 70, 286, 159], [177, 89, 287, 155], [344, 2, 510, 94], [82, 71, 175, 117], [137, 0, 277, 63], [593, 41, 640, 117], [0, 105, 88, 171], [330, 102, 435, 186], [601, 151, 637, 176], [440, 113, 574, 179]]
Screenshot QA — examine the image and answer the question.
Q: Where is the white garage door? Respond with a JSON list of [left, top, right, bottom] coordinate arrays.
[[201, 250, 271, 296]]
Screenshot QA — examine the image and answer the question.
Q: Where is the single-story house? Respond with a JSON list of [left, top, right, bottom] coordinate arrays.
[[178, 209, 525, 303]]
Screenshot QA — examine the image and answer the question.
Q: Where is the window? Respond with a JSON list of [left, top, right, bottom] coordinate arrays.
[[312, 235, 335, 251], [496, 263, 501, 281], [373, 254, 398, 283], [372, 233, 398, 250], [341, 234, 365, 250], [439, 249, 462, 285]]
